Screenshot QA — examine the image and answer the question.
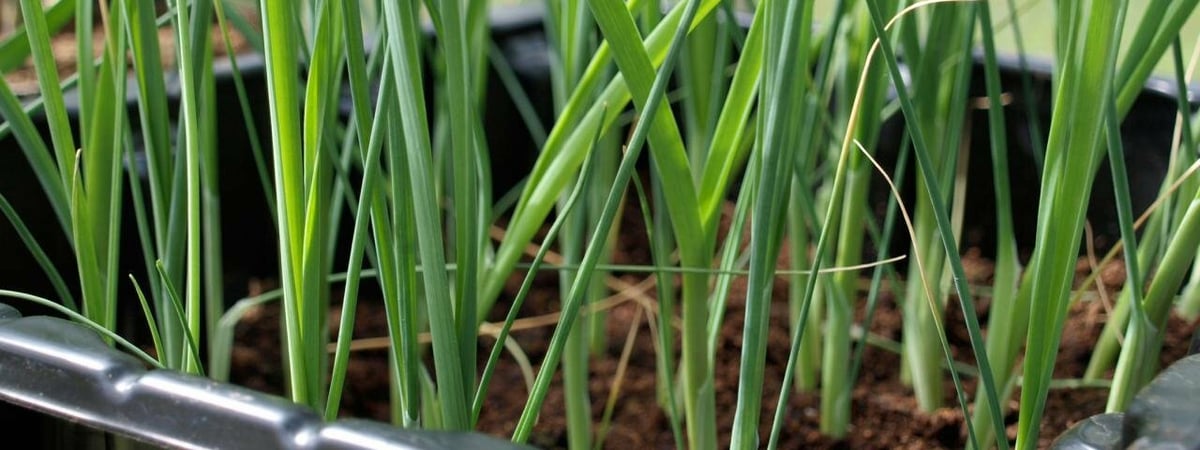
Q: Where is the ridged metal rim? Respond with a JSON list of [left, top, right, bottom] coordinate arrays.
[[0, 303, 529, 450]]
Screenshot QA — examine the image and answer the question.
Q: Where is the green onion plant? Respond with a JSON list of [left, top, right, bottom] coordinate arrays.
[[2, 0, 1200, 449]]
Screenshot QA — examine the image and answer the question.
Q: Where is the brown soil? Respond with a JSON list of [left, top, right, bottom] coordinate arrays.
[[229, 202, 1200, 449], [4, 17, 255, 96]]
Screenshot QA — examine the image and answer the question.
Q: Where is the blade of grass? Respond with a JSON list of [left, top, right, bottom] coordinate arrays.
[[583, 1, 715, 446], [968, 3, 1027, 447], [480, 0, 723, 316], [335, 0, 416, 425], [17, 0, 77, 202], [862, 1, 1007, 448], [820, 0, 894, 431], [74, 0, 95, 135], [154, 261, 205, 376], [384, 87, 423, 427], [168, 0, 206, 375], [430, 0, 484, 402], [1173, 37, 1200, 319], [95, 0, 130, 334], [1102, 82, 1151, 413], [324, 41, 388, 420], [296, 0, 343, 412], [0, 290, 163, 368], [895, 2, 974, 411], [381, 0, 469, 428], [848, 134, 909, 385], [697, 6, 762, 233], [557, 144, 595, 449], [260, 0, 312, 407], [787, 0, 848, 397], [129, 275, 164, 364], [325, 61, 390, 421], [1086, 32, 1200, 375], [733, 0, 813, 445], [472, 119, 605, 424], [582, 114, 620, 359], [1012, 0, 1126, 446], [123, 0, 181, 367], [196, 1, 225, 349], [68, 153, 105, 326], [511, 0, 703, 442], [629, 172, 685, 449]]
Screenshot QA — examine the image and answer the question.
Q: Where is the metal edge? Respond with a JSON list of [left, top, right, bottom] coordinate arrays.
[[0, 304, 531, 450]]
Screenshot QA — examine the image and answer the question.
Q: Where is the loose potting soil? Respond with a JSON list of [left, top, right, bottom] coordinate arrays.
[[229, 199, 1200, 450]]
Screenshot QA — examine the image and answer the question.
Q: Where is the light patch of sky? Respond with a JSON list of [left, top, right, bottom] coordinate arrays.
[[811, 0, 1200, 76], [490, 1, 1200, 76]]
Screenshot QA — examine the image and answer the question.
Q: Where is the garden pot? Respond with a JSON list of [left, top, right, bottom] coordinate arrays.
[[0, 5, 554, 335], [1050, 348, 1200, 450], [226, 10, 1200, 448], [871, 54, 1182, 261], [0, 4, 1198, 449], [0, 302, 529, 449], [0, 6, 553, 448], [0, 50, 276, 339]]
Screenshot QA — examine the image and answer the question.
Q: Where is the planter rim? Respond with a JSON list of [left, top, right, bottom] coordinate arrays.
[[0, 303, 530, 450], [979, 50, 1200, 104], [50, 4, 549, 114], [35, 6, 1200, 116]]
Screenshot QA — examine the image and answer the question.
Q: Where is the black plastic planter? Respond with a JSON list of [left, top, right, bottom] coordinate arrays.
[[0, 7, 554, 448], [0, 4, 1197, 448], [0, 302, 529, 450], [869, 54, 1187, 260], [1051, 351, 1200, 449], [0, 5, 557, 318]]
